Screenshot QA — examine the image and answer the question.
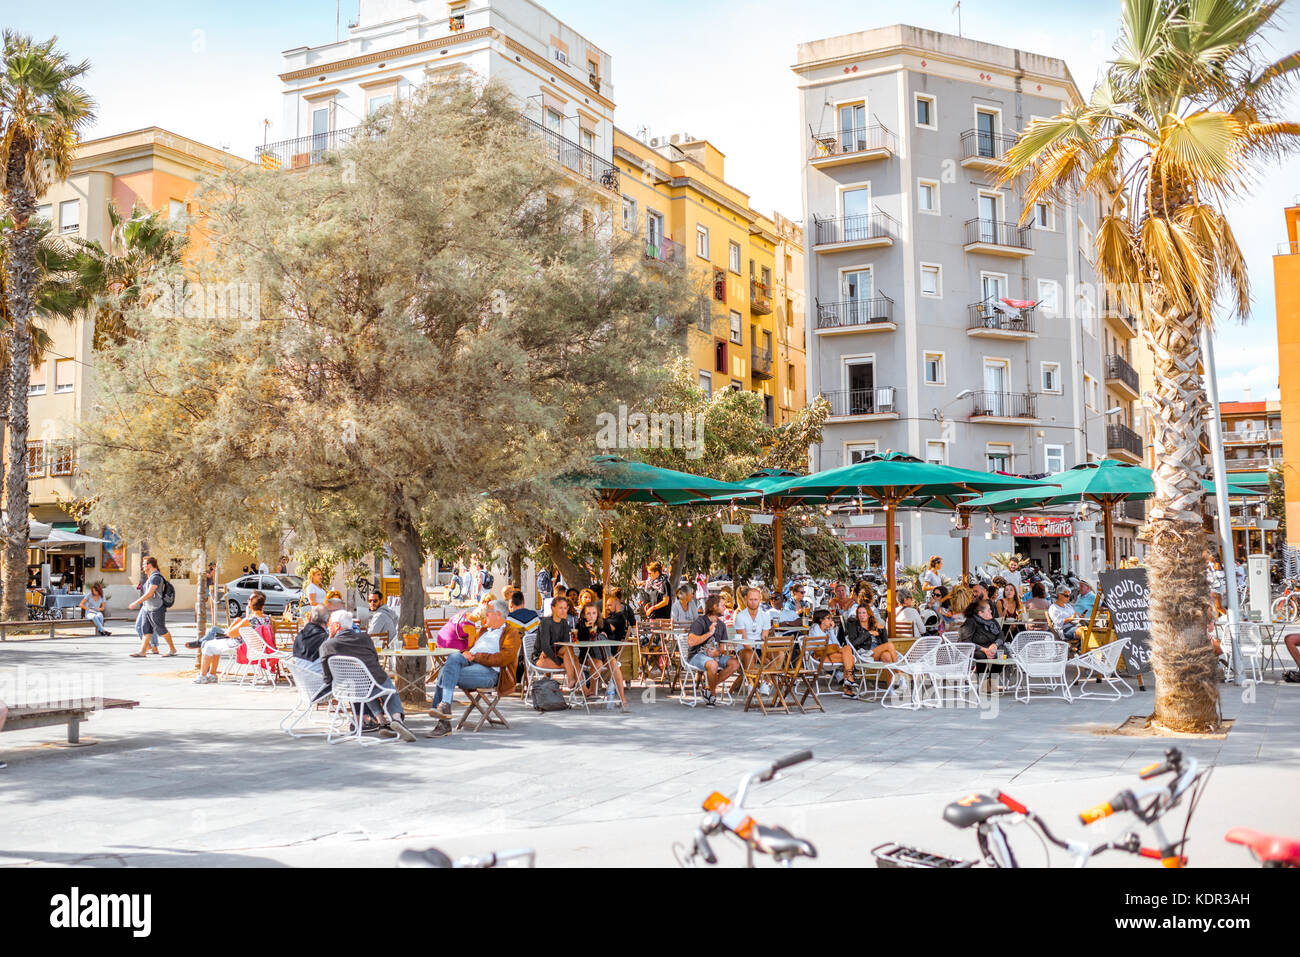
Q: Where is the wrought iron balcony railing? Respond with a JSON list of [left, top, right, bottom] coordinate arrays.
[[967, 298, 1036, 333], [813, 209, 899, 246], [809, 123, 898, 160], [964, 218, 1034, 250], [821, 387, 898, 417], [960, 128, 1019, 163], [1104, 353, 1140, 393], [970, 390, 1038, 419], [1107, 423, 1143, 457], [816, 295, 895, 330]]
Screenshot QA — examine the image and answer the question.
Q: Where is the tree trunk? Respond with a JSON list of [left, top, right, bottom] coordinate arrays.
[[668, 544, 686, 596], [543, 529, 590, 590], [508, 549, 523, 593], [388, 505, 428, 707], [1145, 304, 1219, 732], [2, 146, 36, 622]]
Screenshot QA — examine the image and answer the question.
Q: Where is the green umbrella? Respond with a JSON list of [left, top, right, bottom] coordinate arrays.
[[755, 452, 1056, 638], [561, 455, 761, 610], [959, 459, 1259, 567]]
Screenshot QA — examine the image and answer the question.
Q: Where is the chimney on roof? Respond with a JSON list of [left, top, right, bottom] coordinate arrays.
[[1242, 386, 1252, 402]]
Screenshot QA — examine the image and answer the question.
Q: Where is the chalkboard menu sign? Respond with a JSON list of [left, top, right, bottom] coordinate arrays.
[[1098, 568, 1152, 677]]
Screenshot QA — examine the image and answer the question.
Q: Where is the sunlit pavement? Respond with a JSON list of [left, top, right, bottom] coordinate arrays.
[[0, 621, 1295, 867]]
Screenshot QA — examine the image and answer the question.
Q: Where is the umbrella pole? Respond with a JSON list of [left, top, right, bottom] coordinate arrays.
[[885, 499, 896, 642], [959, 507, 972, 582], [601, 507, 612, 617], [1103, 501, 1115, 570], [773, 508, 784, 598]]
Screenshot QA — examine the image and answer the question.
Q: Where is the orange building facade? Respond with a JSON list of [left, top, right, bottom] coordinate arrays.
[[1273, 203, 1300, 543]]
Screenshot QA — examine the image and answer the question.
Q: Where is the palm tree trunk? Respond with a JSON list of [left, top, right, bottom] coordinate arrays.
[[1145, 304, 1219, 732], [2, 147, 36, 622]]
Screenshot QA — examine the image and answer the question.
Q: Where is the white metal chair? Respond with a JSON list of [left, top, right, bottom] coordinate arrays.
[[521, 633, 568, 708], [1011, 638, 1073, 704], [323, 655, 398, 744], [237, 626, 292, 688], [1233, 624, 1265, 684], [1069, 637, 1133, 700], [674, 634, 732, 707], [279, 659, 339, 738], [879, 635, 942, 709], [1006, 629, 1055, 697], [925, 641, 980, 708]]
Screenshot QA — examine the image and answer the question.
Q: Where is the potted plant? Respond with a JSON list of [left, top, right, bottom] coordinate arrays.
[[401, 626, 422, 650]]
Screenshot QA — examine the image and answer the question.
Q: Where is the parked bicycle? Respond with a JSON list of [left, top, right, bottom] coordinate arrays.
[[674, 750, 818, 868], [1270, 577, 1300, 622], [1224, 828, 1300, 867], [398, 846, 535, 868], [874, 747, 1209, 868]]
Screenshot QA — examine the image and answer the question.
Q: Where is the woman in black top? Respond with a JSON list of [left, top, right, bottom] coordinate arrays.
[[575, 601, 628, 708], [961, 599, 1004, 670], [536, 595, 580, 690]]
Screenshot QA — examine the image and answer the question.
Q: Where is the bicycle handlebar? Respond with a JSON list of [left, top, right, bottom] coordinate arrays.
[[768, 750, 813, 777]]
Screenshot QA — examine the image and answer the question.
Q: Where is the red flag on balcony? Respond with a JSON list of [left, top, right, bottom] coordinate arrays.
[[1000, 297, 1037, 310]]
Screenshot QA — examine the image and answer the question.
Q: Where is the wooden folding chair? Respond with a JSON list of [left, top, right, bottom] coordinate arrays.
[[457, 686, 509, 731], [744, 637, 795, 714], [792, 635, 827, 713]]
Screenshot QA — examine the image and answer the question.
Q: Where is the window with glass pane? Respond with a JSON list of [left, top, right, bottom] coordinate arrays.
[[1042, 362, 1060, 393], [986, 445, 1011, 472], [697, 225, 709, 259], [367, 94, 393, 116], [916, 96, 933, 127], [1045, 445, 1065, 473], [35, 204, 52, 222], [59, 200, 79, 234], [924, 352, 944, 384], [49, 443, 74, 476], [29, 361, 46, 395], [26, 441, 44, 477], [1037, 280, 1059, 318], [728, 241, 740, 273], [729, 311, 742, 344], [622, 196, 637, 232], [55, 359, 74, 393], [918, 181, 935, 211], [1035, 202, 1051, 228], [921, 264, 940, 296], [847, 442, 877, 464], [926, 441, 945, 465], [837, 102, 865, 153], [698, 371, 712, 396]]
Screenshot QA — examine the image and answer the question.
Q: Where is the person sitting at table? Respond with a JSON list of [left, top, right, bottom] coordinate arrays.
[[318, 610, 415, 741], [429, 598, 524, 735], [291, 604, 331, 675], [572, 600, 629, 709], [366, 591, 401, 648], [80, 583, 110, 636], [686, 595, 739, 707], [1048, 586, 1080, 646], [840, 602, 892, 699], [993, 582, 1024, 629], [535, 594, 583, 689], [895, 592, 927, 637], [192, 590, 274, 685], [782, 583, 811, 623], [961, 599, 1003, 663], [732, 585, 775, 696], [671, 583, 701, 628], [962, 582, 991, 619], [1024, 581, 1051, 611], [1074, 580, 1098, 620]]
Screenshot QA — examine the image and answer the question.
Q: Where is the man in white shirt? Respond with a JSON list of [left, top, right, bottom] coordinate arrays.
[[429, 600, 510, 735], [733, 586, 774, 695], [1047, 586, 1079, 645], [1002, 558, 1023, 593]]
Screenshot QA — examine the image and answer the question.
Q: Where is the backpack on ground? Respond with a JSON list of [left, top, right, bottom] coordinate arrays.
[[531, 677, 568, 712]]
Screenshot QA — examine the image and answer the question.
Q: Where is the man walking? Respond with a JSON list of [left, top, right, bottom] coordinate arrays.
[[129, 556, 176, 657]]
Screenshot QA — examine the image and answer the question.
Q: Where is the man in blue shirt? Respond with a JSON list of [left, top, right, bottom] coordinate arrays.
[[1074, 580, 1098, 621]]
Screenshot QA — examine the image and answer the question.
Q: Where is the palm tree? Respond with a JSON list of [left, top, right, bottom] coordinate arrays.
[[0, 31, 94, 619], [999, 0, 1300, 731], [72, 200, 185, 349]]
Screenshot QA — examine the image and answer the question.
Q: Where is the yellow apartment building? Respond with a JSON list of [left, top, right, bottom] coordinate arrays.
[[29, 127, 246, 607], [612, 128, 805, 423], [1274, 201, 1300, 542]]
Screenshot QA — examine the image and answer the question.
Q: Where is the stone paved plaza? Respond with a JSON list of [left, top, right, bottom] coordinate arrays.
[[1, 620, 1296, 868]]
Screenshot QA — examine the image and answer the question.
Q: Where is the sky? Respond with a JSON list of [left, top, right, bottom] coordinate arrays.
[[6, 0, 1298, 401]]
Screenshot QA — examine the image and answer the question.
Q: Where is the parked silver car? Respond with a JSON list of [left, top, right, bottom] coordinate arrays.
[[224, 574, 304, 618]]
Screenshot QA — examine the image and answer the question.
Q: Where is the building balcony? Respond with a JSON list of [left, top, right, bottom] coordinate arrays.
[[822, 387, 899, 420], [750, 279, 773, 315], [526, 118, 620, 194], [813, 209, 898, 252], [1226, 457, 1279, 471], [1104, 354, 1141, 399], [969, 390, 1038, 424], [1107, 423, 1144, 462], [967, 299, 1036, 339], [645, 236, 685, 266], [1223, 429, 1283, 445], [814, 295, 896, 335], [963, 218, 1034, 257], [960, 129, 1019, 171], [809, 123, 898, 168], [1103, 304, 1138, 338], [256, 125, 364, 170], [751, 348, 774, 380]]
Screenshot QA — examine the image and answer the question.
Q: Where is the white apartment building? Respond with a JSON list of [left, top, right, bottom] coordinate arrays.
[[261, 0, 619, 198], [795, 25, 1130, 575]]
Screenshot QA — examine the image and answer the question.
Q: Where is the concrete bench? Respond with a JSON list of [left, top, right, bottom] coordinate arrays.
[[3, 698, 139, 744], [0, 617, 99, 642]]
